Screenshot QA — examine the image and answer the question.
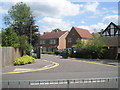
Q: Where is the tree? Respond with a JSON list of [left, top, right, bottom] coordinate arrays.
[[2, 27, 20, 48], [98, 29, 104, 37], [73, 40, 85, 51], [52, 28, 62, 32], [86, 37, 105, 58], [19, 35, 32, 55], [73, 37, 105, 59], [4, 2, 39, 46]]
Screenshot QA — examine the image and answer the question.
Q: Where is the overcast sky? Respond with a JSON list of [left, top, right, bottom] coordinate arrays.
[[0, 0, 119, 33]]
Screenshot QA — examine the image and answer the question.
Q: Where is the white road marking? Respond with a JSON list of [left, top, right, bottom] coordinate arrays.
[[14, 68, 33, 72], [30, 80, 106, 86]]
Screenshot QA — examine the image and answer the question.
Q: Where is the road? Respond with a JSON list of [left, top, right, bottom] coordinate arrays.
[[2, 54, 119, 88], [2, 54, 118, 80]]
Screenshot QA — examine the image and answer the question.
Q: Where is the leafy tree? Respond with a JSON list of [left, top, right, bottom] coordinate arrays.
[[98, 29, 104, 37], [2, 27, 20, 48], [4, 2, 39, 46], [86, 37, 105, 58], [52, 28, 62, 32], [73, 40, 85, 51], [19, 35, 32, 55], [73, 37, 105, 59]]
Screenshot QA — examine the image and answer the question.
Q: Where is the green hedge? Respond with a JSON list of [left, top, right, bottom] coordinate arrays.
[[42, 52, 54, 54], [13, 55, 35, 65]]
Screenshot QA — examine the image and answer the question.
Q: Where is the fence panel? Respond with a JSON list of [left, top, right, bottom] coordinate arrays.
[[0, 47, 21, 67], [2, 77, 119, 88]]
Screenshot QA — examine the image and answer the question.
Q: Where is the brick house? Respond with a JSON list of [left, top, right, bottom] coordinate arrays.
[[39, 31, 68, 52], [66, 27, 92, 48], [102, 22, 120, 59]]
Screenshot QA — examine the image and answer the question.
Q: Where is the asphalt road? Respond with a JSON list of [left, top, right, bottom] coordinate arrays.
[[2, 54, 118, 81]]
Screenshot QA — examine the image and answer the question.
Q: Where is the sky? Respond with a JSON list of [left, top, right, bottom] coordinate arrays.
[[0, 0, 119, 34]]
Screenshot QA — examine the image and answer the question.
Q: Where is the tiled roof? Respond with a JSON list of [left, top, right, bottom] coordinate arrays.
[[73, 27, 92, 38], [91, 33, 100, 38], [40, 31, 68, 39]]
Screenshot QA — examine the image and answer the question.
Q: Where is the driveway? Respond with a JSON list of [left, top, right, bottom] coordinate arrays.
[[2, 54, 118, 80]]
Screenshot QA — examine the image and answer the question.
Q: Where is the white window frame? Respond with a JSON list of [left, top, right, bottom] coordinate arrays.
[[110, 24, 114, 36], [50, 39, 56, 44], [68, 38, 72, 43], [40, 40, 45, 44]]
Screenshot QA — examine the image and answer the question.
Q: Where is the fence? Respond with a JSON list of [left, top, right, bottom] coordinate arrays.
[[2, 77, 119, 88], [0, 47, 21, 67]]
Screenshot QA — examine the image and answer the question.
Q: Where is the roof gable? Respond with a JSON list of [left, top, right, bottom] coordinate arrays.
[[103, 22, 120, 33], [72, 27, 92, 38]]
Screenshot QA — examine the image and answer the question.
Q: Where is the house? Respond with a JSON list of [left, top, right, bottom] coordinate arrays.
[[39, 31, 68, 52], [102, 22, 120, 59], [66, 27, 92, 48], [91, 33, 101, 38]]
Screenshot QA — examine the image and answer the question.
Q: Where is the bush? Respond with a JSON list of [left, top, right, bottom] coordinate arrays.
[[42, 52, 54, 54], [13, 55, 35, 65], [73, 37, 105, 59]]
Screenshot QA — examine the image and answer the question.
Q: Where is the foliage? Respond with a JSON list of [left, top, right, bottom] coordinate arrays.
[[52, 28, 62, 32], [4, 2, 39, 46], [86, 37, 105, 58], [2, 27, 20, 48], [13, 55, 35, 65], [73, 37, 105, 59], [42, 52, 54, 54], [73, 40, 85, 51], [19, 35, 32, 55]]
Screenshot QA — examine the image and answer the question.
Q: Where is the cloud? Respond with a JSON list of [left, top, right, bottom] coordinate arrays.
[[80, 20, 85, 24], [38, 17, 73, 33], [81, 2, 99, 13], [0, 7, 7, 14], [78, 23, 107, 33], [0, 0, 80, 17], [29, 0, 80, 17], [85, 2, 99, 12], [102, 15, 118, 24]]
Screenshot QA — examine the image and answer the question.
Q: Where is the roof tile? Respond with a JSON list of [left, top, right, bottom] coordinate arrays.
[[40, 31, 68, 39], [73, 27, 92, 38]]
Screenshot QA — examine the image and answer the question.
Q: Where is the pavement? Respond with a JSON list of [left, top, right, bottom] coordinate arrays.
[[69, 57, 120, 66], [2, 59, 59, 74]]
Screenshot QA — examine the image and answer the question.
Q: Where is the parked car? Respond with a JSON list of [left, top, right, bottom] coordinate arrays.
[[54, 50, 63, 55], [61, 50, 68, 58]]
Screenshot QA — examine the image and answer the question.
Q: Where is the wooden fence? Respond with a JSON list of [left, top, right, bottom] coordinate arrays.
[[0, 47, 21, 67]]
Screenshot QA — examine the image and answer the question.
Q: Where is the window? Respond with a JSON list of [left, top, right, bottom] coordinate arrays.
[[68, 38, 72, 43], [110, 24, 114, 36], [40, 40, 45, 44], [50, 39, 56, 44]]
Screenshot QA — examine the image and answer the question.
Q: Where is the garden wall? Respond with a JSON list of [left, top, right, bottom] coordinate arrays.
[[0, 47, 21, 67]]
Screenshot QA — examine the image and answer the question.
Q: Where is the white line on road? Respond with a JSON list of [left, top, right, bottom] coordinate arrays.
[[30, 80, 106, 86]]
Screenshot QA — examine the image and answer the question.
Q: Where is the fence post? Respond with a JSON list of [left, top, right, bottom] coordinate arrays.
[[67, 80, 70, 88]]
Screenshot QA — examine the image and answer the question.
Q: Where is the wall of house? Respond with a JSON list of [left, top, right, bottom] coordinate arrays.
[[58, 32, 68, 50], [101, 36, 120, 59], [40, 38, 59, 52], [1, 47, 21, 67], [101, 36, 119, 47], [103, 47, 118, 59], [66, 28, 81, 48]]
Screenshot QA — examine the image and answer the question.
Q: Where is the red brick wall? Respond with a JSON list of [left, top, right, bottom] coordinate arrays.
[[66, 28, 81, 48]]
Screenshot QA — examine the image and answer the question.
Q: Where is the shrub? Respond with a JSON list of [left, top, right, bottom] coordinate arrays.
[[42, 52, 54, 54], [73, 37, 105, 59], [13, 55, 35, 65]]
